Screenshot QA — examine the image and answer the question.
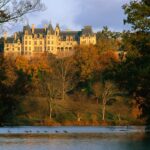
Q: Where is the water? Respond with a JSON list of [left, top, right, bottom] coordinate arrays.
[[0, 126, 150, 150]]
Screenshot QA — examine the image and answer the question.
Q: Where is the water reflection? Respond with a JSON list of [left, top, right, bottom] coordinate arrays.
[[0, 133, 150, 150], [0, 126, 149, 150]]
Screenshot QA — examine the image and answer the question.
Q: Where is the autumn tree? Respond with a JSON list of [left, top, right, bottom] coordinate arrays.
[[0, 56, 32, 125], [96, 26, 121, 54], [73, 45, 118, 95]]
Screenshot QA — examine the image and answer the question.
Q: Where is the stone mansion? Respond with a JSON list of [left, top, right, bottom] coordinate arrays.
[[3, 23, 96, 56]]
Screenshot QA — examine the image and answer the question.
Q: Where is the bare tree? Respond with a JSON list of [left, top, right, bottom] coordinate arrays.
[[0, 0, 45, 24], [101, 81, 117, 121], [41, 55, 61, 120], [42, 75, 60, 120], [56, 52, 76, 101]]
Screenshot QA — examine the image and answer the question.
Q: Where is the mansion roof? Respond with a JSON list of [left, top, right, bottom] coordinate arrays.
[[5, 24, 95, 43]]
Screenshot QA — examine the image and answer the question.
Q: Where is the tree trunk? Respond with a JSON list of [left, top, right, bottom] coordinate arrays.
[[102, 99, 106, 121], [77, 113, 81, 122], [62, 77, 65, 101], [48, 99, 52, 120]]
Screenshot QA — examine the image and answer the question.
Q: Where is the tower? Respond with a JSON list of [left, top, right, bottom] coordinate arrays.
[[55, 24, 60, 36]]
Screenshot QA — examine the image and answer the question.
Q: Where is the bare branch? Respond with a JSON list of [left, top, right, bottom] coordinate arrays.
[[0, 0, 45, 24]]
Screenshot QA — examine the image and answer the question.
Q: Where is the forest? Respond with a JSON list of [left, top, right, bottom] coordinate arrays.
[[0, 0, 150, 126]]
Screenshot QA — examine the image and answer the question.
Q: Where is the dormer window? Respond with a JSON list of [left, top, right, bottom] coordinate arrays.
[[34, 34, 37, 38], [56, 31, 58, 36], [25, 30, 28, 35], [40, 34, 43, 38]]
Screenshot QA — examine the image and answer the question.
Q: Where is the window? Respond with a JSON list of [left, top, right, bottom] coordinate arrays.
[[29, 47, 31, 51], [48, 41, 50, 44], [18, 47, 20, 51], [29, 41, 31, 45], [25, 41, 27, 45], [51, 41, 53, 44], [25, 31, 28, 35], [34, 34, 37, 38], [40, 41, 42, 45], [34, 41, 37, 45]]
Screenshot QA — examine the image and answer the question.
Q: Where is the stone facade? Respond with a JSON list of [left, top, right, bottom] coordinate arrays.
[[3, 24, 96, 56]]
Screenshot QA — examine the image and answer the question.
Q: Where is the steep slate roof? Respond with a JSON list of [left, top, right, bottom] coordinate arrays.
[[5, 31, 22, 43], [81, 26, 94, 36], [47, 23, 54, 34], [23, 25, 32, 34], [6, 37, 14, 43], [34, 28, 46, 35], [60, 31, 80, 41], [7, 24, 95, 44]]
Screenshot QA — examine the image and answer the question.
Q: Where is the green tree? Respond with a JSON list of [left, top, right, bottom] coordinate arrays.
[[123, 0, 150, 31], [107, 0, 150, 123]]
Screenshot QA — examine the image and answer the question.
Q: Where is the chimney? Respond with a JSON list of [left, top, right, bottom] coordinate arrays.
[[44, 24, 47, 32], [4, 32, 7, 41], [32, 24, 35, 34], [14, 32, 17, 41]]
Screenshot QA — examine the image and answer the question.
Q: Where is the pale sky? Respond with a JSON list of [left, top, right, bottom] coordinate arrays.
[[10, 0, 131, 33]]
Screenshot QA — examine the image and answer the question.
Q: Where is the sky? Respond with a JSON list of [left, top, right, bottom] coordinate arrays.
[[11, 0, 131, 33]]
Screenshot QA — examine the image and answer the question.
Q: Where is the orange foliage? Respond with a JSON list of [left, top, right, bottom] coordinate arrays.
[[131, 104, 142, 119], [15, 54, 51, 78], [74, 45, 118, 80]]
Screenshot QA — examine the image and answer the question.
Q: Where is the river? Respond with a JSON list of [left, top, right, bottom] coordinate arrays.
[[0, 126, 149, 150]]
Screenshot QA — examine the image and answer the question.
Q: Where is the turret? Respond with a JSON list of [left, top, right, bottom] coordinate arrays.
[[14, 32, 17, 41], [55, 24, 60, 36], [44, 24, 48, 32], [32, 24, 35, 34], [4, 32, 7, 41]]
